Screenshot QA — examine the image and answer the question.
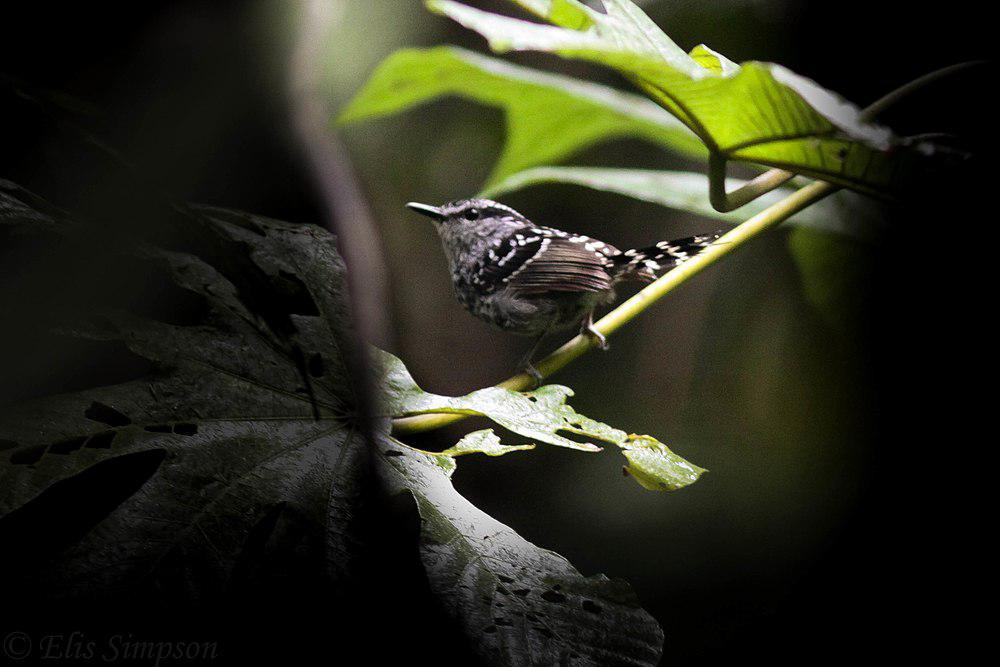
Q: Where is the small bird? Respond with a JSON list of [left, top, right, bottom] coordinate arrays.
[[407, 198, 720, 382]]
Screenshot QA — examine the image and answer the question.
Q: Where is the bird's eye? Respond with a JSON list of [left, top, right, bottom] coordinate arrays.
[[463, 208, 480, 221]]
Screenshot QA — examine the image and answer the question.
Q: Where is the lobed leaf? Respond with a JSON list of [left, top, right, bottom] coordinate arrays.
[[379, 439, 665, 665], [337, 46, 703, 184], [428, 0, 940, 197], [441, 428, 536, 460], [1, 178, 675, 661], [432, 429, 536, 477], [0, 184, 366, 598], [379, 349, 704, 490]]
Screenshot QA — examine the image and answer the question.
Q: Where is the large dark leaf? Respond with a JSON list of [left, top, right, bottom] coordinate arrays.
[[0, 181, 366, 600], [379, 439, 665, 666], [1, 178, 671, 664]]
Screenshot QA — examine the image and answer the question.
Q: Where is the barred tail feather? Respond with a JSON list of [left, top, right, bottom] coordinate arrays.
[[613, 232, 723, 282]]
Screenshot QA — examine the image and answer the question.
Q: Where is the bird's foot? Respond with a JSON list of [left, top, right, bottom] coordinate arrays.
[[582, 323, 609, 351], [522, 362, 544, 389]]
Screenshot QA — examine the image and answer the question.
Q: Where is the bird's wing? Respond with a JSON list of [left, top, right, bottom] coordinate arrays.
[[478, 228, 616, 294]]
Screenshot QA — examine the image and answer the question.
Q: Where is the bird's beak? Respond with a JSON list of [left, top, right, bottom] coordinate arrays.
[[405, 202, 445, 221]]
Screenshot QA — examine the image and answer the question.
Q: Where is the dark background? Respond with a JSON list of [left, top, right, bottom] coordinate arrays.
[[1, 1, 991, 664]]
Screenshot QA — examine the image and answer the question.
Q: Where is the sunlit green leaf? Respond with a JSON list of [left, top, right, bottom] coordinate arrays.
[[338, 46, 703, 183], [427, 0, 939, 197], [483, 165, 885, 240], [378, 349, 704, 490], [548, 0, 593, 30], [689, 44, 739, 76], [430, 428, 535, 476], [620, 435, 704, 491], [441, 428, 536, 459]]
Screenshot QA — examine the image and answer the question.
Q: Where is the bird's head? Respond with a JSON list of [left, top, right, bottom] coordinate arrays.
[[405, 198, 527, 228]]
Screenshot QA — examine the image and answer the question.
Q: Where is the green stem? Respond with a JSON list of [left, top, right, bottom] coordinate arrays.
[[858, 61, 983, 123], [708, 154, 794, 212], [393, 180, 836, 434]]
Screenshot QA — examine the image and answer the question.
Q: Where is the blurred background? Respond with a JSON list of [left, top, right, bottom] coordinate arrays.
[[1, 0, 991, 664]]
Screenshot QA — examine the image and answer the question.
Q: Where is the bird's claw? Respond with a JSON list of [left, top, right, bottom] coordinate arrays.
[[583, 324, 609, 351], [522, 363, 544, 389]]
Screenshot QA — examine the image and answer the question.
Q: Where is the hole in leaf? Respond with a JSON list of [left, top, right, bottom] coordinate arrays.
[[582, 600, 603, 614], [541, 589, 567, 604], [173, 423, 197, 436], [555, 429, 596, 446], [49, 436, 87, 455], [85, 431, 116, 449], [9, 444, 47, 465], [84, 401, 131, 427], [383, 450, 404, 457], [513, 589, 530, 597], [276, 271, 320, 317], [307, 353, 324, 378], [483, 626, 497, 634], [494, 617, 513, 627], [533, 627, 553, 638], [144, 424, 172, 433]]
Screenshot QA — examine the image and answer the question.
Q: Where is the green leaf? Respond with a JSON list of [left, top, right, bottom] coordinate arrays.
[[689, 44, 739, 76], [379, 440, 665, 665], [337, 46, 703, 183], [548, 0, 594, 31], [431, 429, 535, 476], [1, 178, 674, 660], [427, 0, 938, 197], [0, 184, 366, 595], [441, 428, 536, 459], [483, 165, 885, 241], [379, 349, 704, 490], [620, 435, 704, 491]]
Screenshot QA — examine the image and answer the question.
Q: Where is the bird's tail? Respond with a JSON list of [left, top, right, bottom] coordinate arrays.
[[612, 232, 724, 283]]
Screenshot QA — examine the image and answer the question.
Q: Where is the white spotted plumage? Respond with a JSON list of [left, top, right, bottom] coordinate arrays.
[[408, 197, 720, 339]]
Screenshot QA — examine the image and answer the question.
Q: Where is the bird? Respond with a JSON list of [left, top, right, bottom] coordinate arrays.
[[406, 198, 721, 383]]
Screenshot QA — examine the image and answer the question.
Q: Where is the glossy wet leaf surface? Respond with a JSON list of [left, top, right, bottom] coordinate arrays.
[[379, 439, 665, 665], [380, 349, 704, 490]]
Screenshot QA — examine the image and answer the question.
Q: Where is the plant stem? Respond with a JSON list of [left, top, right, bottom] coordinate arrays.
[[393, 180, 837, 434], [708, 155, 794, 212], [857, 61, 983, 123]]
